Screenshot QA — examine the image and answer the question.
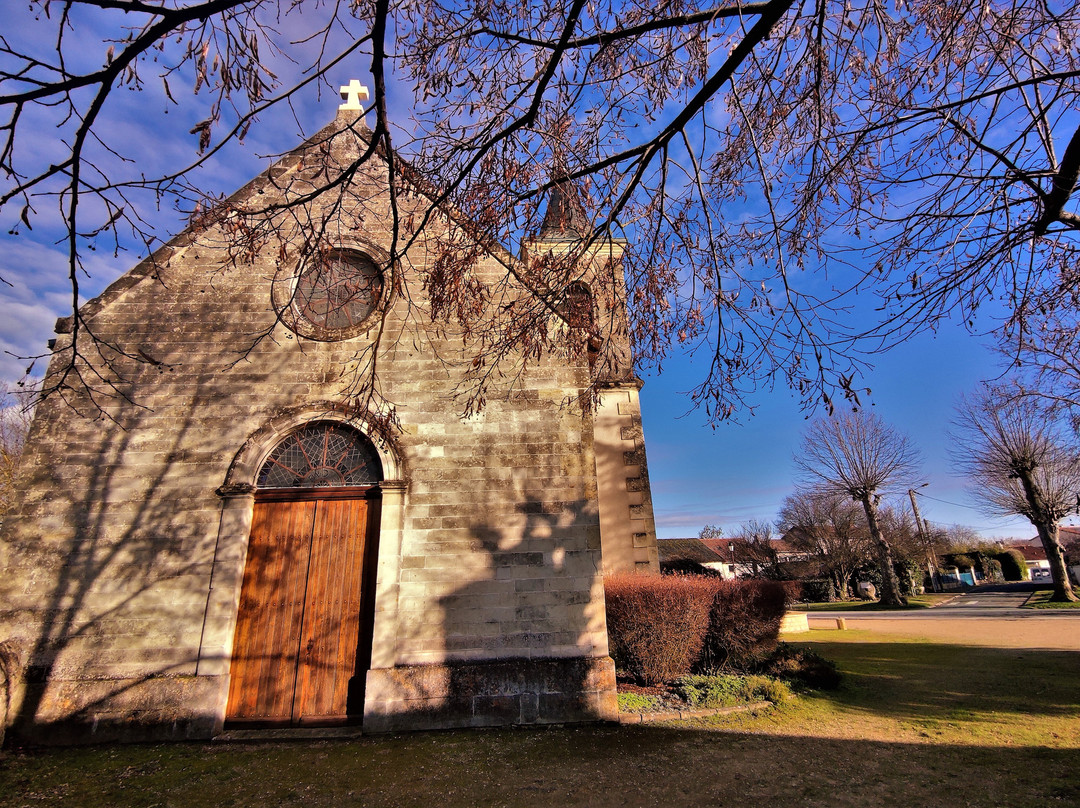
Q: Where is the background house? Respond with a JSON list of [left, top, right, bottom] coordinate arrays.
[[657, 538, 736, 578], [1011, 528, 1080, 583], [657, 536, 812, 580]]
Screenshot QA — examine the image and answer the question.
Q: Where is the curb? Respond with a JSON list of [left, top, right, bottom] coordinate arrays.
[[930, 595, 960, 607], [618, 700, 771, 725], [1019, 588, 1060, 608]]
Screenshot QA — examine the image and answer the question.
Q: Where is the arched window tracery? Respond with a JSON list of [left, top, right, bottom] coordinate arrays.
[[256, 422, 383, 489]]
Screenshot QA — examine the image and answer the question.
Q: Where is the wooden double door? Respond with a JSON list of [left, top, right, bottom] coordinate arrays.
[[226, 490, 378, 726]]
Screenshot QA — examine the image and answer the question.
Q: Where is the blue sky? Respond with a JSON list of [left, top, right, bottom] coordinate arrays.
[[640, 320, 1039, 541]]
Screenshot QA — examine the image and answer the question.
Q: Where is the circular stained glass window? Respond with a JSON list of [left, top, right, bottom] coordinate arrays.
[[257, 423, 383, 489], [295, 251, 383, 332]]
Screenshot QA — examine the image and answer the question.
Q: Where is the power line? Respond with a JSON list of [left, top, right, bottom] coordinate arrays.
[[912, 492, 1031, 532], [916, 492, 985, 511], [929, 519, 1029, 533]]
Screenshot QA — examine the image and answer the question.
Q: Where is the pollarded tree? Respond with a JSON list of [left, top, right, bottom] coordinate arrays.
[[4, 2, 1080, 418], [794, 412, 922, 606], [952, 386, 1080, 602]]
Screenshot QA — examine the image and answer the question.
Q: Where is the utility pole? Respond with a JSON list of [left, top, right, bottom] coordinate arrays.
[[909, 487, 940, 592]]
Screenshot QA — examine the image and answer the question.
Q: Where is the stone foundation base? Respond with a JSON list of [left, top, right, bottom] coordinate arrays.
[[363, 656, 617, 733], [5, 658, 620, 743], [8, 674, 225, 746]]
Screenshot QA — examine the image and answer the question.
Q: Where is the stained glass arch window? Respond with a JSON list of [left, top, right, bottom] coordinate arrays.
[[257, 422, 383, 489]]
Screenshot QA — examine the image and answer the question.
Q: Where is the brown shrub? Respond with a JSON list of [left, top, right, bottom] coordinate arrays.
[[779, 580, 804, 604], [604, 573, 716, 685], [698, 579, 789, 671]]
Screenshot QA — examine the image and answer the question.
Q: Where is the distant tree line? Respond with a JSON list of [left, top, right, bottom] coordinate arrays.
[[700, 399, 1080, 604]]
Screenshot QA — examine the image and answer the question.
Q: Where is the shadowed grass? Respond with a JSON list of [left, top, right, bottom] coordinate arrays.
[[2, 629, 1078, 808], [1023, 589, 1080, 609]]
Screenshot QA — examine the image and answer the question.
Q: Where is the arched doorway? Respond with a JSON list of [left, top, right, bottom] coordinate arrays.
[[225, 422, 383, 726]]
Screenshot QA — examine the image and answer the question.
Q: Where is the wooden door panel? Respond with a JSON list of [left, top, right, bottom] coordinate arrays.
[[295, 498, 368, 721], [226, 500, 317, 722]]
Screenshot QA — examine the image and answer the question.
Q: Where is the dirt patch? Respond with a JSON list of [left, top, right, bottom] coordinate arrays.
[[804, 616, 1080, 650]]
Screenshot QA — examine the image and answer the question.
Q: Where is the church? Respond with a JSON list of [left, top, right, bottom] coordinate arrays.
[[0, 87, 659, 743]]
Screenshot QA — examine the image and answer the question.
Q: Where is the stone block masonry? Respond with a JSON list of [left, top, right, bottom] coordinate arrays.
[[0, 110, 655, 743]]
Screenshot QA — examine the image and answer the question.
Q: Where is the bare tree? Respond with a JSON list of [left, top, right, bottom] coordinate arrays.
[[4, 2, 1080, 418], [952, 385, 1079, 602], [0, 383, 36, 519], [794, 411, 922, 606], [0, 0, 798, 413], [875, 504, 933, 595], [698, 524, 724, 540], [778, 488, 871, 599], [1008, 299, 1080, 431], [731, 519, 779, 578]]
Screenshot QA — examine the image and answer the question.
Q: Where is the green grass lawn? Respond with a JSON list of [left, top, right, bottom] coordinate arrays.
[[1023, 589, 1080, 608], [792, 593, 956, 611], [722, 630, 1080, 748], [2, 629, 1078, 808]]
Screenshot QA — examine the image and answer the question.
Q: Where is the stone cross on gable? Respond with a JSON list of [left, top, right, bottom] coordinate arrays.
[[339, 80, 370, 111]]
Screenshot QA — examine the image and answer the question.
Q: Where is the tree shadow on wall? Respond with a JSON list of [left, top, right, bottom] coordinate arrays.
[[423, 491, 614, 730], [1, 325, 310, 743]]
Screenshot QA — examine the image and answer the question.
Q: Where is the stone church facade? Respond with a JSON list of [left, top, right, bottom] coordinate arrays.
[[0, 105, 659, 744]]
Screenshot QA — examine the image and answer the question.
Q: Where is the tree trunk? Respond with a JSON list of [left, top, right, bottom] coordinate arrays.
[[1032, 520, 1078, 602], [1042, 533, 1077, 602], [1016, 468, 1078, 602], [830, 568, 850, 600], [835, 564, 853, 600], [860, 495, 907, 607]]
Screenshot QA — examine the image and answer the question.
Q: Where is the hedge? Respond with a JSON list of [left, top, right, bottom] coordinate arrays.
[[995, 549, 1028, 581], [604, 573, 716, 684], [605, 573, 790, 684], [800, 578, 836, 603], [698, 579, 789, 671]]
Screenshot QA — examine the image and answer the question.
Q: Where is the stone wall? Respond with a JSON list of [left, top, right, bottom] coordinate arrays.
[[594, 383, 660, 573]]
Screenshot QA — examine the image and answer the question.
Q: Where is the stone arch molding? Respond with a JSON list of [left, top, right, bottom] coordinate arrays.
[[202, 400, 409, 735], [221, 400, 406, 492]]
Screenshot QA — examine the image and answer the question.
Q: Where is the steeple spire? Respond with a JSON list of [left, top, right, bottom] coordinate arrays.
[[538, 178, 589, 240]]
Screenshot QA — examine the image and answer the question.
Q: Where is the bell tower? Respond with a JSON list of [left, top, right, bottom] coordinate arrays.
[[528, 179, 660, 573]]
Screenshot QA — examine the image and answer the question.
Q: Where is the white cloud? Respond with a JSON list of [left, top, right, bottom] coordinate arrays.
[[0, 236, 128, 385]]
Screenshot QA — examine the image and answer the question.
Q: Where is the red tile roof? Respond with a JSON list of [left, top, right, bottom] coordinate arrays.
[[1010, 542, 1048, 562]]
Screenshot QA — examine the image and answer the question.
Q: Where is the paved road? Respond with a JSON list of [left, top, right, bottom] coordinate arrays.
[[799, 583, 1080, 650], [939, 582, 1037, 611], [809, 583, 1078, 619]]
